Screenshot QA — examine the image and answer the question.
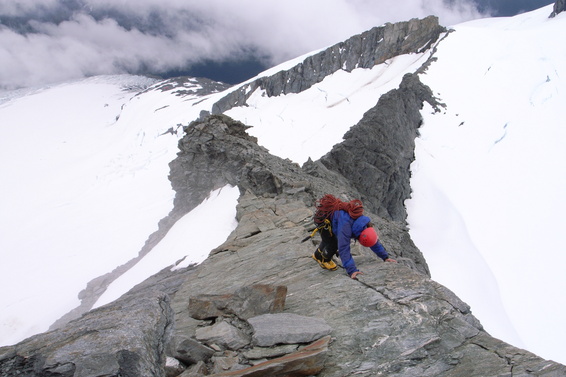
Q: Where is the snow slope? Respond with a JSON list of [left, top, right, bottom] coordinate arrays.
[[0, 75, 226, 344], [406, 5, 566, 363], [1, 4, 564, 366]]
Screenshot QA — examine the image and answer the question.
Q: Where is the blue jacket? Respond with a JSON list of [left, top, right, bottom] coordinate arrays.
[[331, 210, 389, 275]]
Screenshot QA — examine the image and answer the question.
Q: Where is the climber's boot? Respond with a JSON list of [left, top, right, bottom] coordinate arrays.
[[312, 249, 338, 271]]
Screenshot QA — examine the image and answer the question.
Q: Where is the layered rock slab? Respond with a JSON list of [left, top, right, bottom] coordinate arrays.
[[248, 313, 332, 347], [209, 336, 331, 377]]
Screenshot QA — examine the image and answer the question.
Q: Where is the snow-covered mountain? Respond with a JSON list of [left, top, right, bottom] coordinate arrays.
[[0, 3, 564, 368]]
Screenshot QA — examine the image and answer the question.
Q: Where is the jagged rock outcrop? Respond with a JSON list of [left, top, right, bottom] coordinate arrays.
[[210, 16, 445, 114], [550, 0, 565, 17], [165, 113, 428, 275], [319, 73, 441, 221]]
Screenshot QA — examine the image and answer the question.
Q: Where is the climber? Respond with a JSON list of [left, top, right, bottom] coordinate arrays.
[[311, 194, 397, 279]]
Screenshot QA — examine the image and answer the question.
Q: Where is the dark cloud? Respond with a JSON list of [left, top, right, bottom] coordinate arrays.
[[164, 57, 268, 85], [0, 0, 552, 89]]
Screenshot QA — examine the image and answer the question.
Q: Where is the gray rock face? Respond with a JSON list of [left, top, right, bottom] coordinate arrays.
[[211, 16, 445, 114], [0, 291, 173, 377]]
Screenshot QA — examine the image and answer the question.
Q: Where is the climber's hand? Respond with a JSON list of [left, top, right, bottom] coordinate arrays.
[[350, 271, 363, 279]]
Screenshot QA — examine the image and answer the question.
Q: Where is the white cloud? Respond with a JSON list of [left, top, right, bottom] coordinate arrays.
[[0, 0, 487, 89]]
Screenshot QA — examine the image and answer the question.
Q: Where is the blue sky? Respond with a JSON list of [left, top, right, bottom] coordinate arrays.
[[0, 0, 556, 88]]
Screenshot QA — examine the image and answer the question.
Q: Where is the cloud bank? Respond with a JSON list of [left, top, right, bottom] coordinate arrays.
[[0, 0, 487, 89]]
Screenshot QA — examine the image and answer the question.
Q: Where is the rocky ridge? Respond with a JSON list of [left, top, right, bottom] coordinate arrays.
[[2, 9, 566, 377], [210, 16, 445, 115], [46, 14, 447, 324]]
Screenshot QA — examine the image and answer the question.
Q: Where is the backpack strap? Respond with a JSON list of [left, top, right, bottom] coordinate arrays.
[[301, 219, 332, 242]]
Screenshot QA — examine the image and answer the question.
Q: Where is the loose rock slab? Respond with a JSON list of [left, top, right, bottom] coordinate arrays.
[[248, 313, 332, 347], [209, 335, 331, 377]]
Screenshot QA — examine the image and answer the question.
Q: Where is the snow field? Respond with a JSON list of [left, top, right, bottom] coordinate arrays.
[[407, 5, 566, 363]]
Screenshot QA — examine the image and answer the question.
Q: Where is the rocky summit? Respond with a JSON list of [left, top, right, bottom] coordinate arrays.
[[2, 10, 566, 377]]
